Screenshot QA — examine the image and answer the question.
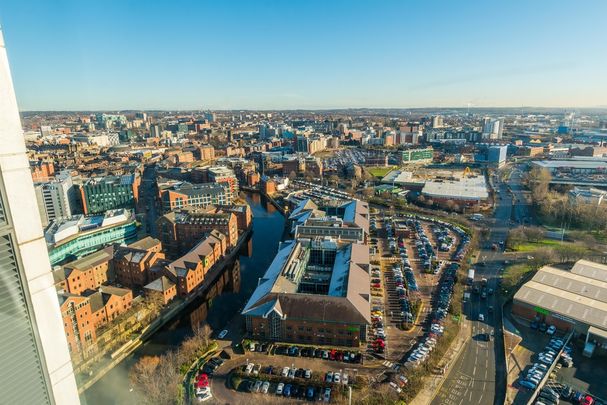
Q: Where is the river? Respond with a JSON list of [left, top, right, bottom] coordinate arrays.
[[83, 193, 285, 404]]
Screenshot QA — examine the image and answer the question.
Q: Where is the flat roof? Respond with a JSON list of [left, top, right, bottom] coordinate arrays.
[[422, 176, 488, 200], [533, 159, 607, 170]]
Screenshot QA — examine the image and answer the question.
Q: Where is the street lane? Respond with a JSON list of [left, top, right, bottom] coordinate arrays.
[[432, 170, 515, 405]]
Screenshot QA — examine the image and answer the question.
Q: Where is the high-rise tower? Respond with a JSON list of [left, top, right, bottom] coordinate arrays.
[[0, 29, 80, 404]]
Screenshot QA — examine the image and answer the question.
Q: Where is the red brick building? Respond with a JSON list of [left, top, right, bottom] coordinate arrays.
[[144, 276, 177, 305], [56, 246, 116, 295], [113, 247, 165, 288], [59, 294, 97, 356], [161, 230, 228, 296], [157, 208, 238, 257]]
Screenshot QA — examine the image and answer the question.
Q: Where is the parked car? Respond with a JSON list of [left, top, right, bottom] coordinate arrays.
[[253, 380, 263, 393], [276, 383, 284, 395], [333, 372, 341, 384]]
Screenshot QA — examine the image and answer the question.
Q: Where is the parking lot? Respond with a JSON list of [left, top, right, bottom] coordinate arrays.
[[368, 212, 470, 370], [546, 338, 607, 404], [506, 310, 607, 405], [212, 349, 368, 404]]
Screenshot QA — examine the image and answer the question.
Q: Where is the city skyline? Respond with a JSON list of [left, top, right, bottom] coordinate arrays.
[[1, 1, 607, 110]]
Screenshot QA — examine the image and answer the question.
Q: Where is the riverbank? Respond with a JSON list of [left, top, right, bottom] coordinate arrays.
[[83, 194, 285, 405], [78, 226, 252, 394]]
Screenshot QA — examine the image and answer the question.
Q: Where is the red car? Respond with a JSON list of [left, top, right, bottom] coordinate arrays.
[[374, 339, 385, 348], [581, 396, 594, 405], [196, 373, 209, 388]]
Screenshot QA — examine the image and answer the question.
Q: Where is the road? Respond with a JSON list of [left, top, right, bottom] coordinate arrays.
[[507, 165, 534, 226], [432, 167, 528, 405]]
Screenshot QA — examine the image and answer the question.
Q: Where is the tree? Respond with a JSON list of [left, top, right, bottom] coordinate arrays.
[[529, 247, 558, 269], [362, 187, 375, 198], [329, 174, 339, 186], [445, 199, 456, 211], [524, 226, 544, 243], [129, 355, 179, 405], [527, 167, 551, 202], [507, 227, 527, 249], [288, 171, 297, 181]]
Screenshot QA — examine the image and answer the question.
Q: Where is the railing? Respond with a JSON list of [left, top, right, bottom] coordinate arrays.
[[526, 332, 573, 405]]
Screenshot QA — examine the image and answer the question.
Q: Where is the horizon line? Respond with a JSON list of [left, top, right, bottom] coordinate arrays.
[[19, 105, 607, 113]]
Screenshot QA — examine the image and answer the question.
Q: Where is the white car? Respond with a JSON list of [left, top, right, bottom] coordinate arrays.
[[333, 372, 341, 384], [218, 329, 228, 339], [417, 346, 430, 355], [478, 314, 485, 322], [245, 363, 254, 374], [281, 367, 289, 377], [261, 381, 270, 394], [342, 373, 349, 385], [546, 325, 557, 335], [276, 382, 284, 395], [196, 391, 213, 402], [304, 369, 312, 379]]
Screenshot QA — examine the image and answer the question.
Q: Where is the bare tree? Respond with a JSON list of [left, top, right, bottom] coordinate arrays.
[[527, 167, 551, 201]]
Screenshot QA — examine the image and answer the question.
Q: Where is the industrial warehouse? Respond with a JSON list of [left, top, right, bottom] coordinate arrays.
[[513, 259, 607, 357]]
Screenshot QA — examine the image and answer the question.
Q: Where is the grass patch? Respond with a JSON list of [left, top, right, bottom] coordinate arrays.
[[512, 238, 562, 252], [501, 263, 534, 296], [366, 166, 397, 178]]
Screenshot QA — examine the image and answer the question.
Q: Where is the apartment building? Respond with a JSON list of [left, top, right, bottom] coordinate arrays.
[[157, 208, 238, 256], [160, 182, 232, 212], [34, 170, 78, 227]]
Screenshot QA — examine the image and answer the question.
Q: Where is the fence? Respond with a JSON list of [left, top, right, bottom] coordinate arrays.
[[526, 332, 573, 405]]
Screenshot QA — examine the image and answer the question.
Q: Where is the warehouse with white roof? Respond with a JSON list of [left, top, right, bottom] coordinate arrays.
[[513, 259, 607, 357]]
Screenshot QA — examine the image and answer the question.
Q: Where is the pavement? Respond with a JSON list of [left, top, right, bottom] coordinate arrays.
[[410, 318, 470, 405]]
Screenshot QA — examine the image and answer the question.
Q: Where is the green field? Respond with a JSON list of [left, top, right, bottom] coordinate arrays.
[[512, 238, 562, 252], [366, 166, 397, 177]]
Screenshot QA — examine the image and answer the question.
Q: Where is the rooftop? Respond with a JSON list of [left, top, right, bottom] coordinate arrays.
[[514, 260, 607, 333], [422, 175, 488, 201], [242, 238, 370, 325]]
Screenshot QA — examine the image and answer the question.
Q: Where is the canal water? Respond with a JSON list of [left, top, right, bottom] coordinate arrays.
[[83, 193, 285, 404]]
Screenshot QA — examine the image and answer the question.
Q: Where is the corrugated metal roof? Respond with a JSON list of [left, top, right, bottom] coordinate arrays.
[[514, 262, 607, 331]]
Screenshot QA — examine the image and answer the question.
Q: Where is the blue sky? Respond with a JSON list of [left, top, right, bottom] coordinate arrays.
[[1, 0, 606, 110]]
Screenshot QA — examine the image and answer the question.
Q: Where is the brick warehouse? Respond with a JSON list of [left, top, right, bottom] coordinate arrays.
[[513, 259, 607, 357]]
